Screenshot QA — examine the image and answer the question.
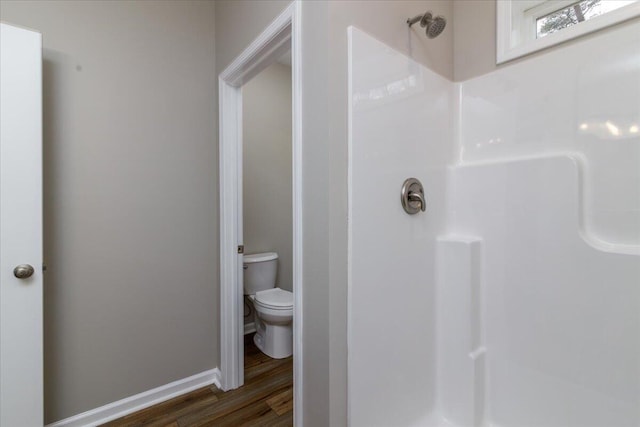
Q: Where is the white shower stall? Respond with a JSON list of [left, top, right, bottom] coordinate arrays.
[[347, 20, 639, 427]]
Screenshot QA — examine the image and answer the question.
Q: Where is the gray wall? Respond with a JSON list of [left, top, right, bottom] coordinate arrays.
[[243, 62, 293, 292], [453, 0, 497, 81], [0, 1, 218, 423], [216, 1, 453, 426]]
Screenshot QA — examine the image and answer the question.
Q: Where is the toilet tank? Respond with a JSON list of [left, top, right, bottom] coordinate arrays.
[[243, 252, 278, 295]]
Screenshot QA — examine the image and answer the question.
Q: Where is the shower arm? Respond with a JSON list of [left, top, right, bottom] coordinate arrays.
[[407, 15, 424, 27]]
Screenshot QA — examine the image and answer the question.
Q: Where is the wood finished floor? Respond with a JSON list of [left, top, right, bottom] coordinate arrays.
[[102, 334, 293, 427]]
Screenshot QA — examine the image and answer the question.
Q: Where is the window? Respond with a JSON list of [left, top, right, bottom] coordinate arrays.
[[497, 0, 640, 63], [535, 0, 637, 38]]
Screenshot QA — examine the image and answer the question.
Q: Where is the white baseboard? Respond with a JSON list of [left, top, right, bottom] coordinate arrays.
[[46, 368, 221, 427], [244, 321, 256, 335]]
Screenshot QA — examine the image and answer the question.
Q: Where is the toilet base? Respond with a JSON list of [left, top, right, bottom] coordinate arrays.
[[254, 320, 292, 359]]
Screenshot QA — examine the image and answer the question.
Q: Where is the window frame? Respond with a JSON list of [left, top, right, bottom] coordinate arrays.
[[497, 0, 640, 64]]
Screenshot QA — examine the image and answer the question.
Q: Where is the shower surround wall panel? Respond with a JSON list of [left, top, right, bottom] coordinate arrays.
[[349, 19, 639, 427], [435, 236, 484, 427], [348, 27, 452, 427], [459, 22, 640, 250], [448, 155, 639, 426], [451, 21, 640, 426]]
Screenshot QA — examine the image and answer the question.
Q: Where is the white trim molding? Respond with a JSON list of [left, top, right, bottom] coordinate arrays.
[[244, 321, 256, 335], [291, 4, 304, 427], [46, 369, 221, 427], [218, 2, 303, 426], [218, 75, 245, 391]]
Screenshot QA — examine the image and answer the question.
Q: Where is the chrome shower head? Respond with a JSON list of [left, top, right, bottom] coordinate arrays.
[[426, 15, 446, 38], [407, 11, 447, 39]]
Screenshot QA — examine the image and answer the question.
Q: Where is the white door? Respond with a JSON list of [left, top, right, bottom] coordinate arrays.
[[0, 23, 44, 427]]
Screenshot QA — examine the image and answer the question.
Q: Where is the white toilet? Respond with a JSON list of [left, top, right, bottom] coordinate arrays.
[[243, 252, 293, 359]]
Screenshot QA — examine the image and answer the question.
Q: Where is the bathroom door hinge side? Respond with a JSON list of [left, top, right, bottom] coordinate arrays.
[[237, 245, 244, 254]]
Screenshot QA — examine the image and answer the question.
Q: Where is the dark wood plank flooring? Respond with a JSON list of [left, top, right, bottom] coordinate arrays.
[[102, 334, 293, 426]]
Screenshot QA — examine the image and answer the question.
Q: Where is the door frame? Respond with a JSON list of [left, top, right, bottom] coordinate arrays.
[[218, 1, 303, 425]]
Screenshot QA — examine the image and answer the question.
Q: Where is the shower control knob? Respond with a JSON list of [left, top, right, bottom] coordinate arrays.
[[13, 264, 35, 279], [401, 178, 426, 214]]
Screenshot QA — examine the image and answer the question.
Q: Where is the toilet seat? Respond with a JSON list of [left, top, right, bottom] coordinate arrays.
[[254, 287, 293, 310]]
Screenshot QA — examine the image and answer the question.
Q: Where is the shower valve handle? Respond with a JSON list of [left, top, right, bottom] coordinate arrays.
[[408, 191, 426, 212], [401, 178, 427, 214]]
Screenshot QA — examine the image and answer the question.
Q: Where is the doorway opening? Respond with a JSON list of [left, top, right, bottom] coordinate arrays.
[[218, 3, 302, 426]]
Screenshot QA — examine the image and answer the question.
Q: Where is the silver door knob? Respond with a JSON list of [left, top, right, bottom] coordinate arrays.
[[13, 264, 34, 279]]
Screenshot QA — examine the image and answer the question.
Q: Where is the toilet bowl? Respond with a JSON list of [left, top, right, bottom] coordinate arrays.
[[250, 288, 293, 359], [243, 252, 293, 359]]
